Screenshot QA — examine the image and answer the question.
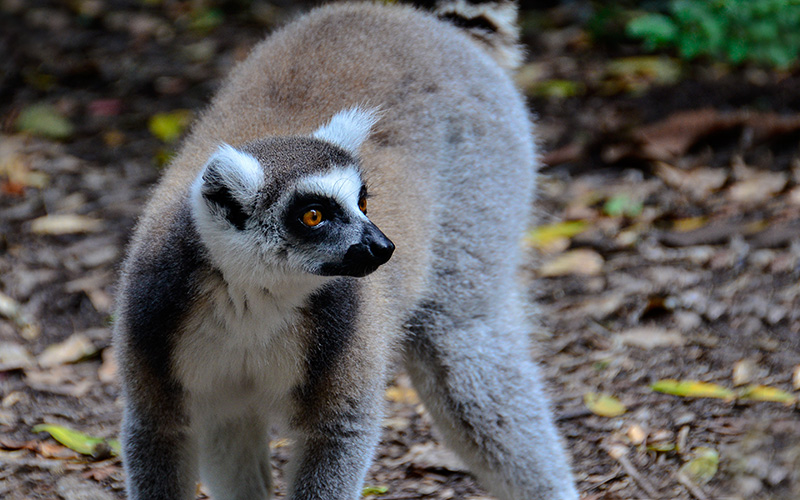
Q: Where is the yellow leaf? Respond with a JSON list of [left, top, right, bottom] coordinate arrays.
[[539, 249, 604, 277], [528, 79, 586, 99], [32, 424, 117, 458], [651, 379, 735, 400], [738, 384, 796, 404], [362, 485, 389, 496], [672, 216, 707, 232], [679, 447, 718, 485], [583, 392, 626, 417], [148, 110, 193, 143], [384, 386, 420, 405], [647, 441, 676, 453], [605, 56, 682, 86], [526, 220, 588, 250]]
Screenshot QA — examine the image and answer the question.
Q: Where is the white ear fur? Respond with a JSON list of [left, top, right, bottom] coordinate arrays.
[[190, 144, 263, 233], [197, 144, 262, 201], [312, 107, 380, 154]]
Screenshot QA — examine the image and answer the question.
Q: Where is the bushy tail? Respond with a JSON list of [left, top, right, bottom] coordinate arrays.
[[427, 0, 523, 70]]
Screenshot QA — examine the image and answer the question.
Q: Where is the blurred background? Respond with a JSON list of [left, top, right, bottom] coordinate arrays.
[[1, 1, 799, 499]]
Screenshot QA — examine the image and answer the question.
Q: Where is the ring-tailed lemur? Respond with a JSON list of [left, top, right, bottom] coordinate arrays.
[[114, 1, 579, 499]]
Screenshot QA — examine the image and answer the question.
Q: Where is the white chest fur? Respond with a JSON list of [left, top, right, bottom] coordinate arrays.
[[173, 277, 312, 418]]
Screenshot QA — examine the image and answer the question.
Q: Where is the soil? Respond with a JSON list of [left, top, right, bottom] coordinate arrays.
[[1, 1, 798, 500]]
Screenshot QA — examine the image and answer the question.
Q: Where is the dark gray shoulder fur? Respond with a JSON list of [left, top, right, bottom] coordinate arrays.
[[293, 278, 360, 413], [117, 202, 209, 384]]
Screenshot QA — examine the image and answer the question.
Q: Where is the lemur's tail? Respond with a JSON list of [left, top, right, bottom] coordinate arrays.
[[423, 0, 524, 71]]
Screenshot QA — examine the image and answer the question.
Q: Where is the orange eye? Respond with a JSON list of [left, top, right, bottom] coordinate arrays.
[[302, 209, 323, 227], [358, 197, 367, 214]]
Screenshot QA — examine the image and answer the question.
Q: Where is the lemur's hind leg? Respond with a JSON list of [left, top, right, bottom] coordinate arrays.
[[403, 301, 579, 500]]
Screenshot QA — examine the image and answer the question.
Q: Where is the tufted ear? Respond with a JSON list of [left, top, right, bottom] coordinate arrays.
[[196, 144, 262, 230], [312, 107, 380, 155]]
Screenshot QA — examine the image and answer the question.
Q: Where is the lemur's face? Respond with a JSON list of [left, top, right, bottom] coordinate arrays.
[[190, 137, 393, 284], [281, 167, 394, 277]]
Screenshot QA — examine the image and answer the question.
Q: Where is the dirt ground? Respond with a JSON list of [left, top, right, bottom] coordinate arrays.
[[1, 1, 799, 499]]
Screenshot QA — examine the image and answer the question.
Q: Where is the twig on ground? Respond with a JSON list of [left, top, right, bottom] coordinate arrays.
[[604, 443, 660, 499], [677, 472, 709, 500]]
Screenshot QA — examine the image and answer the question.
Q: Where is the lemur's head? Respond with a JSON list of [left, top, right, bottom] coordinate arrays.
[[190, 108, 394, 287]]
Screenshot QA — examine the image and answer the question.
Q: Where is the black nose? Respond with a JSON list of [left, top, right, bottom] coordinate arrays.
[[319, 223, 395, 277], [339, 225, 394, 277], [364, 228, 395, 264]]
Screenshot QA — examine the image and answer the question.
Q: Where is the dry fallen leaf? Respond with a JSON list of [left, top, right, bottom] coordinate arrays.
[[627, 424, 647, 445], [37, 441, 80, 459], [732, 359, 757, 387], [676, 426, 689, 454], [384, 385, 420, 405], [0, 291, 39, 338], [727, 171, 788, 204], [793, 365, 800, 391], [605, 443, 628, 460], [38, 334, 97, 368], [26, 367, 93, 398], [655, 162, 727, 200], [0, 342, 36, 372], [30, 214, 104, 235], [57, 474, 117, 500], [98, 348, 118, 384], [0, 146, 49, 190], [392, 442, 469, 472], [636, 109, 800, 161], [615, 327, 684, 349], [382, 416, 411, 432], [82, 463, 120, 482], [646, 429, 676, 453], [636, 108, 734, 159], [539, 248, 604, 277]]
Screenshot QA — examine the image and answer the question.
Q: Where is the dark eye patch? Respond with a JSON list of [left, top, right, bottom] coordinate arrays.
[[284, 194, 348, 239]]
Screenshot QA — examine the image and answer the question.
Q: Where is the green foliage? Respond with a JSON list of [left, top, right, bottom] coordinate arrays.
[[603, 194, 643, 218], [15, 104, 74, 140], [626, 0, 800, 69]]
